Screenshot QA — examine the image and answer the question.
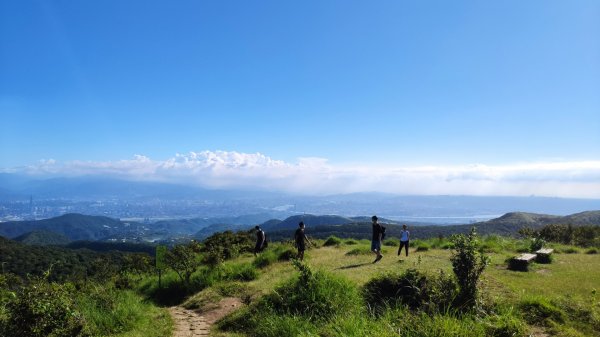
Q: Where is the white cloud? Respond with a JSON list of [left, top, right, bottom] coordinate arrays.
[[4, 151, 600, 198]]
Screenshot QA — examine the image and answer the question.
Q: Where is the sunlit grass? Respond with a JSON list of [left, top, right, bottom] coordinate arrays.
[[213, 239, 600, 336]]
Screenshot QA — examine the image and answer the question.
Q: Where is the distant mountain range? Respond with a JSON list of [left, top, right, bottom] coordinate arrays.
[[2, 211, 599, 245], [2, 174, 600, 221]]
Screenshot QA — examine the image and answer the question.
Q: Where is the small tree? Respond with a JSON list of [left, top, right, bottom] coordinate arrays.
[[122, 253, 153, 280], [450, 227, 489, 310], [165, 241, 201, 284]]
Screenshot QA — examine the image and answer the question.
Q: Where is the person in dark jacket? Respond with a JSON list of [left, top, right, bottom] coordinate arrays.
[[371, 215, 383, 263], [254, 225, 266, 256], [294, 221, 312, 261]]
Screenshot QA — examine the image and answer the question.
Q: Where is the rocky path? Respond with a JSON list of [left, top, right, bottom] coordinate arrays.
[[169, 297, 243, 337], [169, 306, 210, 337]]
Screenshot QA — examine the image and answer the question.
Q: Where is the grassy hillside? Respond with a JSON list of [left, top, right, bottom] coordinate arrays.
[[199, 238, 600, 337]]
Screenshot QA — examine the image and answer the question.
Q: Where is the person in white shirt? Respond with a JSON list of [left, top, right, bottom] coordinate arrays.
[[398, 224, 410, 257]]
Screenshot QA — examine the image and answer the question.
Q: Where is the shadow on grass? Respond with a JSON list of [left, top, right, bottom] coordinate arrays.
[[336, 262, 371, 270]]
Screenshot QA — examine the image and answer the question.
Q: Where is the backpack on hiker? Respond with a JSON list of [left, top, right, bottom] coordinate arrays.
[[380, 225, 386, 240]]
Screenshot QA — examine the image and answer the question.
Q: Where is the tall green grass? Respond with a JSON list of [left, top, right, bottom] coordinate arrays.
[[77, 286, 172, 337]]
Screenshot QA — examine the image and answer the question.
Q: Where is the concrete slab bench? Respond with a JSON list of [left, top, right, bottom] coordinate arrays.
[[508, 253, 537, 271], [535, 248, 554, 264]]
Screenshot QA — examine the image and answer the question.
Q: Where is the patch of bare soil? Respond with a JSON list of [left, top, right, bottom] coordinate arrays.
[[170, 297, 243, 337]]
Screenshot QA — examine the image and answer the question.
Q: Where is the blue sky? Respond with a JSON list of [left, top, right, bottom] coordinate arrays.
[[1, 1, 599, 197]]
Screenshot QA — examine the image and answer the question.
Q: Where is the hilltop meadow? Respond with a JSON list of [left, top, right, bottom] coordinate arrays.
[[1, 222, 599, 337]]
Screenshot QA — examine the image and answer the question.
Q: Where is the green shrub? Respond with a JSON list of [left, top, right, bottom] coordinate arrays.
[[222, 263, 258, 282], [519, 296, 566, 326], [253, 250, 277, 268], [323, 236, 342, 246], [276, 247, 297, 261], [530, 236, 546, 252], [483, 311, 526, 337], [450, 228, 489, 310], [430, 237, 449, 249], [263, 260, 361, 320], [201, 230, 254, 261], [585, 248, 598, 254], [3, 278, 85, 337], [562, 247, 580, 254], [383, 238, 398, 246], [363, 269, 457, 313], [415, 243, 430, 252], [344, 239, 359, 245]]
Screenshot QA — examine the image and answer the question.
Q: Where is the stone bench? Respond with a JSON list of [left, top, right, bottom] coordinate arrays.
[[508, 253, 537, 271], [535, 248, 554, 264]]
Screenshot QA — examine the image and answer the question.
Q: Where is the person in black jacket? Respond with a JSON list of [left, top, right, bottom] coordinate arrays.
[[294, 221, 312, 261], [371, 215, 383, 263], [254, 225, 266, 256]]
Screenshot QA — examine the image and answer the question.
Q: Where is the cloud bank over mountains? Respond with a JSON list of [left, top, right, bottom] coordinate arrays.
[[4, 151, 600, 198]]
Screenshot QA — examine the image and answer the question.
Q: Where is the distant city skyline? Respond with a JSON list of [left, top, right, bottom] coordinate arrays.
[[1, 1, 599, 198]]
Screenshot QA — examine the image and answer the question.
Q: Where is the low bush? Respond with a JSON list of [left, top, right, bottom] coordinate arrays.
[[561, 247, 580, 254], [275, 247, 297, 261], [482, 312, 526, 337], [519, 296, 566, 326], [222, 263, 259, 282], [363, 269, 457, 313], [2, 278, 85, 337], [383, 238, 398, 247], [344, 239, 359, 245], [415, 243, 431, 252], [263, 260, 361, 320], [253, 250, 277, 268], [585, 248, 598, 254], [219, 261, 362, 336], [529, 236, 546, 252], [323, 236, 343, 246]]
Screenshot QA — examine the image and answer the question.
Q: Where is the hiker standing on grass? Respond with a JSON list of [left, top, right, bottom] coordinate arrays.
[[371, 215, 384, 263], [398, 224, 410, 257], [294, 221, 313, 261], [254, 225, 266, 256]]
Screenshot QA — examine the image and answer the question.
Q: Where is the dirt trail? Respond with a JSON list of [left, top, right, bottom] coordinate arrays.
[[169, 297, 242, 337]]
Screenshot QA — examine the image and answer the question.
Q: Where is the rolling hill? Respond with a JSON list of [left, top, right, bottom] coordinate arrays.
[[0, 213, 136, 241], [14, 230, 71, 246]]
